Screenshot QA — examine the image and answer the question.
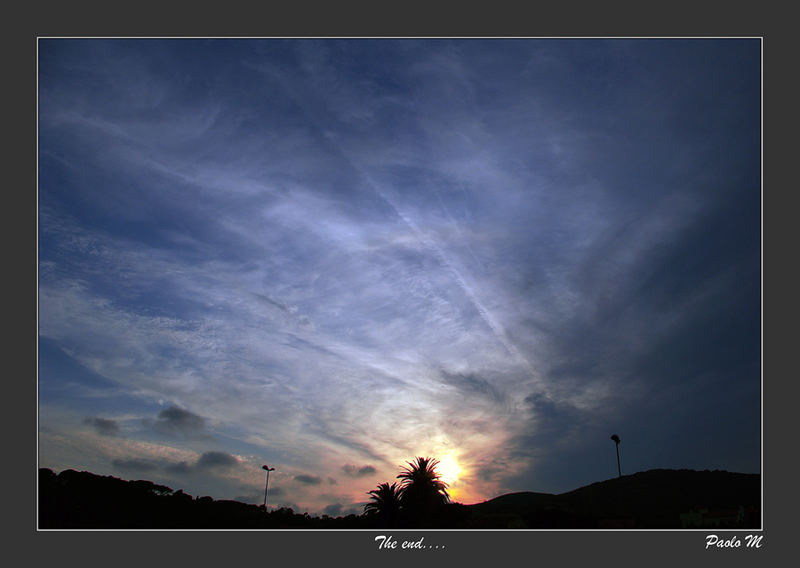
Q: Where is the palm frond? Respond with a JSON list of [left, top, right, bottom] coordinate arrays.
[[396, 456, 450, 508], [364, 482, 402, 515]]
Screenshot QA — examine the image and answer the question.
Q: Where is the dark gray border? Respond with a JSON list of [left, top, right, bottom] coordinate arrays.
[[18, 1, 791, 565]]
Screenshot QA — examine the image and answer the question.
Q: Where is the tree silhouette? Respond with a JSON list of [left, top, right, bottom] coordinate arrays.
[[396, 456, 449, 519], [364, 482, 402, 523]]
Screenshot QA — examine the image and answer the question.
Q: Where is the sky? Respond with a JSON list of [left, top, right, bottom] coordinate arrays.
[[37, 38, 761, 516]]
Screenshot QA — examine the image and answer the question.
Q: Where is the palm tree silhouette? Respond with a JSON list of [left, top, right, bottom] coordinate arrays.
[[610, 434, 621, 477], [396, 456, 450, 518], [364, 482, 402, 521]]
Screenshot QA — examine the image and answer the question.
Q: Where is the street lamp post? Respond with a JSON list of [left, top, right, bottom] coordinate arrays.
[[262, 465, 276, 510], [610, 434, 621, 478]]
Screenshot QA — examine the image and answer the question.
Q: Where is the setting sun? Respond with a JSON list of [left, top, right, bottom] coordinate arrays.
[[436, 454, 462, 485]]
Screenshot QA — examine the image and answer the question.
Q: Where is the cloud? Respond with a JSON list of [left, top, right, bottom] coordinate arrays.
[[164, 460, 193, 474], [522, 393, 585, 442], [294, 474, 323, 485], [161, 451, 239, 475], [111, 458, 157, 472], [195, 451, 239, 470], [439, 370, 507, 405], [84, 417, 120, 436], [342, 464, 376, 478], [150, 406, 208, 438], [323, 503, 343, 517]]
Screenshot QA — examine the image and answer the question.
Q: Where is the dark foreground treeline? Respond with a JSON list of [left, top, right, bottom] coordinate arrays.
[[38, 467, 760, 529], [39, 468, 372, 529]]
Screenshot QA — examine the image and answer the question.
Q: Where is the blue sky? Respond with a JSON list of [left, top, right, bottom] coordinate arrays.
[[38, 38, 760, 515]]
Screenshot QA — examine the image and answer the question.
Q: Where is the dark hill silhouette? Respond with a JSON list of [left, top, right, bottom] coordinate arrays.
[[471, 491, 555, 512], [38, 467, 759, 529], [468, 469, 760, 529]]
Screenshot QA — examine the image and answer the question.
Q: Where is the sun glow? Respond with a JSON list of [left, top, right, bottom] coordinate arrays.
[[436, 454, 462, 485]]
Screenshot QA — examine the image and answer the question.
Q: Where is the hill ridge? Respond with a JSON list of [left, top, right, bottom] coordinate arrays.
[[39, 467, 760, 529]]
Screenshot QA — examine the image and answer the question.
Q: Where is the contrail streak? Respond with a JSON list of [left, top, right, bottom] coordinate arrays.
[[338, 152, 540, 382], [255, 60, 542, 386]]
